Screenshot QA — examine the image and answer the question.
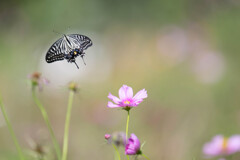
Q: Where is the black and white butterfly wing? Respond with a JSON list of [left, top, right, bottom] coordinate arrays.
[[45, 37, 70, 63], [67, 34, 93, 51]]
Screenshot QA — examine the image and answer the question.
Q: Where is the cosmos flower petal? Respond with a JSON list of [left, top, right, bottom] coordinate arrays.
[[227, 135, 240, 154], [133, 99, 143, 106], [41, 78, 50, 85], [119, 85, 133, 100], [203, 135, 223, 157], [131, 133, 141, 150], [125, 147, 136, 155], [125, 86, 133, 99], [133, 89, 147, 101], [108, 93, 121, 104], [107, 102, 121, 108]]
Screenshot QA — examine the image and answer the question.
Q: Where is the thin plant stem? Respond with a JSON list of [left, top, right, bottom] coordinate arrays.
[[0, 97, 25, 160], [32, 88, 61, 160], [125, 110, 130, 138], [142, 153, 150, 160], [62, 91, 74, 160], [112, 144, 121, 160], [125, 110, 130, 160]]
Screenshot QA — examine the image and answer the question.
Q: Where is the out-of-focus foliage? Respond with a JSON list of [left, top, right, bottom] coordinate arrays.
[[0, 0, 240, 159]]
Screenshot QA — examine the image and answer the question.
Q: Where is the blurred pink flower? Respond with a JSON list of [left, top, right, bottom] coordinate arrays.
[[107, 85, 147, 108], [28, 72, 49, 91], [203, 135, 240, 158], [105, 134, 111, 140], [125, 133, 141, 155]]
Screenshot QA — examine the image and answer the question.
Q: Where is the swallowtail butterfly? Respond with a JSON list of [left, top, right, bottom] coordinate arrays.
[[45, 34, 92, 69]]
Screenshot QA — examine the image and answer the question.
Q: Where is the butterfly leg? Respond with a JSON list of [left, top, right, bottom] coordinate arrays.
[[65, 54, 79, 69], [69, 59, 79, 69], [73, 61, 79, 69], [81, 55, 86, 65]]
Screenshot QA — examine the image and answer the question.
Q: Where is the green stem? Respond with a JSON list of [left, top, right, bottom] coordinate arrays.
[[32, 88, 61, 160], [142, 153, 150, 160], [126, 110, 130, 138], [112, 144, 121, 160], [62, 91, 74, 160], [126, 110, 130, 160], [0, 97, 25, 160]]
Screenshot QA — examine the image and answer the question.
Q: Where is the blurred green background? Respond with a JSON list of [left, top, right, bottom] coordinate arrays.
[[0, 0, 240, 159]]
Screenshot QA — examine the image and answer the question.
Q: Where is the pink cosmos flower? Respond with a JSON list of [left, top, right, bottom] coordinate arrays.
[[203, 135, 240, 158], [125, 133, 141, 155], [107, 85, 147, 108]]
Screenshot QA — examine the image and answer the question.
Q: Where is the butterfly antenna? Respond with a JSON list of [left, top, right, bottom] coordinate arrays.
[[67, 26, 71, 31], [73, 61, 79, 69], [52, 29, 62, 35], [81, 55, 86, 65]]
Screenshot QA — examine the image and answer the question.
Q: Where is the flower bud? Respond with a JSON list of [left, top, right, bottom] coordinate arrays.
[[125, 133, 141, 155], [68, 82, 79, 92], [105, 134, 111, 140]]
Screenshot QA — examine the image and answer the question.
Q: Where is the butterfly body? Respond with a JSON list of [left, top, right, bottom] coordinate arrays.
[[45, 34, 92, 69]]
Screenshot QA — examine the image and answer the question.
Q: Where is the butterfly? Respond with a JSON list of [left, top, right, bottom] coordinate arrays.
[[45, 34, 92, 69]]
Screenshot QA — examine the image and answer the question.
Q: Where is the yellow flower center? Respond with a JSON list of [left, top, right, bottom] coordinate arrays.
[[222, 138, 228, 151], [124, 100, 130, 104], [74, 51, 77, 55]]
